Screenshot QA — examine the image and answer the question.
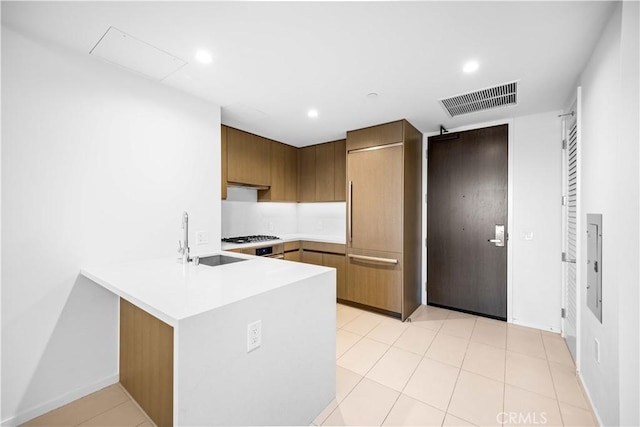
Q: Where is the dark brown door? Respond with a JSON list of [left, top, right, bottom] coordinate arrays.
[[427, 125, 508, 319]]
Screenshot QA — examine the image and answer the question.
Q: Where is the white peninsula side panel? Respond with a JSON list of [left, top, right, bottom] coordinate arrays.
[[176, 271, 336, 425]]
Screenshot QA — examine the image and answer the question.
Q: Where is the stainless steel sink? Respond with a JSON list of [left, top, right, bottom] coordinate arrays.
[[198, 255, 247, 267]]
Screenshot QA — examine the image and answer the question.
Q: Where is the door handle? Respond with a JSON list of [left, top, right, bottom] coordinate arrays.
[[488, 224, 505, 247]]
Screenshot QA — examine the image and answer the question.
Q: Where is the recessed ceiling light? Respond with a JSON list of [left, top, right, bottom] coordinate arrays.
[[463, 60, 479, 73], [195, 49, 213, 64], [308, 109, 318, 118]]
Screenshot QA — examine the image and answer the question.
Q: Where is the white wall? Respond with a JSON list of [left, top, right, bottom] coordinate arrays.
[[1, 26, 222, 424], [510, 112, 563, 331], [616, 3, 639, 425], [576, 2, 639, 426]]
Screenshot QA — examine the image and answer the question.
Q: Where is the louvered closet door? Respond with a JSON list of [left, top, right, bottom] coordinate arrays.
[[563, 115, 578, 362]]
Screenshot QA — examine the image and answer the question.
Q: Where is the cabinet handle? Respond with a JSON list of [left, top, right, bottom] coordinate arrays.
[[348, 254, 398, 264], [348, 181, 353, 243]]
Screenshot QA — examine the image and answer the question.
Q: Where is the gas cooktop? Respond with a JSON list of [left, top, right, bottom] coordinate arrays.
[[221, 235, 281, 244]]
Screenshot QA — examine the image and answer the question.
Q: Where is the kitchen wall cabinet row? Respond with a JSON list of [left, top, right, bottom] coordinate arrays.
[[221, 125, 345, 203]]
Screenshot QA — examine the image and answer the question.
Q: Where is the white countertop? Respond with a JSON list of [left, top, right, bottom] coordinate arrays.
[[221, 233, 346, 251], [81, 252, 333, 327]]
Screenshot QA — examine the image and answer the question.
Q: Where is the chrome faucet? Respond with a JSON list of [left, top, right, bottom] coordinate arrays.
[[178, 211, 190, 264]]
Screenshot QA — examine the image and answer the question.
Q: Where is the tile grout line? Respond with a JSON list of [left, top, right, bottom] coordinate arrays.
[[378, 313, 443, 427], [335, 305, 444, 426], [502, 322, 508, 427], [74, 400, 132, 427], [440, 314, 474, 424], [118, 384, 156, 427], [320, 309, 368, 425], [541, 335, 568, 426]]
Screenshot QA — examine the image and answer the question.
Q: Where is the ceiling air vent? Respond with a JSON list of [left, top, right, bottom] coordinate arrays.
[[439, 81, 518, 117]]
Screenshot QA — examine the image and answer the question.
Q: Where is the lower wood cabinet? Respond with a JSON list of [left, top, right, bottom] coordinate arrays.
[[299, 242, 346, 299], [322, 253, 347, 300], [226, 241, 346, 299], [284, 241, 301, 261], [120, 299, 173, 427]]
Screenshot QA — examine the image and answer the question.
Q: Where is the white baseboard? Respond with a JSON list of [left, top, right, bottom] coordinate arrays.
[[1, 374, 119, 426], [577, 371, 603, 426], [510, 318, 562, 334]]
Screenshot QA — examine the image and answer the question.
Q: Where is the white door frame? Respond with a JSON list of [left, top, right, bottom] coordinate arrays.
[[561, 88, 582, 371]]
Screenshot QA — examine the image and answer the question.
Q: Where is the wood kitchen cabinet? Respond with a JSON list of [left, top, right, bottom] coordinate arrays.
[[298, 140, 346, 202], [221, 125, 228, 200], [323, 252, 347, 300], [315, 143, 335, 201], [258, 141, 298, 202], [300, 241, 346, 299], [120, 299, 173, 427], [226, 127, 271, 187], [334, 139, 347, 201], [345, 120, 422, 321], [298, 146, 316, 202], [283, 241, 301, 261]]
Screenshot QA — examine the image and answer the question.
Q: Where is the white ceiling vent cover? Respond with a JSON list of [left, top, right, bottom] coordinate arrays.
[[90, 27, 186, 81], [439, 81, 518, 117]]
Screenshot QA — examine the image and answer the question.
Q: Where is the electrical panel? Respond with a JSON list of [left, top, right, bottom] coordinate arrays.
[[586, 213, 603, 323]]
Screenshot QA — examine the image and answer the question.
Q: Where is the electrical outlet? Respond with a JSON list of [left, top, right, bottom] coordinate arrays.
[[196, 231, 209, 245], [268, 221, 274, 232], [247, 320, 262, 353]]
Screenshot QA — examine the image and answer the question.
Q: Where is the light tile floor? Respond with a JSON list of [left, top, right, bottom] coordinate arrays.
[[22, 304, 598, 427], [21, 383, 153, 427], [317, 303, 599, 427]]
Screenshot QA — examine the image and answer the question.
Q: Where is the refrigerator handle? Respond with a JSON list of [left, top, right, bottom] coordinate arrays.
[[348, 181, 353, 243]]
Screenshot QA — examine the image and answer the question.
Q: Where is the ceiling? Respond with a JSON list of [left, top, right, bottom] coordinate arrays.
[[2, 1, 615, 146]]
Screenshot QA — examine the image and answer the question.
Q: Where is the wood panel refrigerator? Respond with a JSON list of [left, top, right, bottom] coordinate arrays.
[[344, 120, 422, 321]]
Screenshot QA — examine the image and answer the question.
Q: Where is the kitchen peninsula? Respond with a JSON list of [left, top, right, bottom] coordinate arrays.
[[81, 253, 336, 426]]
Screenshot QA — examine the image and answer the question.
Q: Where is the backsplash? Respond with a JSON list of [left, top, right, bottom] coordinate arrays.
[[222, 188, 346, 237], [297, 202, 346, 236]]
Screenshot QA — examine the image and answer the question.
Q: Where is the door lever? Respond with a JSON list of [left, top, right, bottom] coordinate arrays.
[[489, 224, 505, 247]]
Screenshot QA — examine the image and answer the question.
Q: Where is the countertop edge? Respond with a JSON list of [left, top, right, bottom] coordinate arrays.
[[81, 268, 180, 327], [80, 255, 335, 327]]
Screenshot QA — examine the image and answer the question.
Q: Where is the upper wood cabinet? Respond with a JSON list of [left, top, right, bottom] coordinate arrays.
[[346, 120, 403, 151], [221, 125, 228, 200], [315, 143, 335, 201], [298, 139, 346, 202], [222, 126, 346, 203], [298, 145, 316, 202], [334, 139, 347, 201], [226, 127, 271, 187], [259, 141, 298, 202]]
